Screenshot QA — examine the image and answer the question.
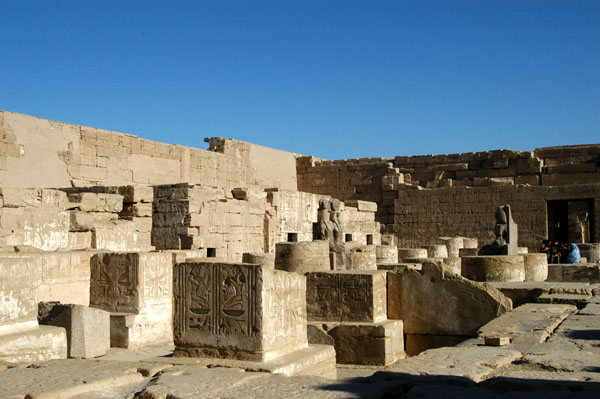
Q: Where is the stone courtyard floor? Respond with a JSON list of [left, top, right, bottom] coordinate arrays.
[[1, 295, 599, 399]]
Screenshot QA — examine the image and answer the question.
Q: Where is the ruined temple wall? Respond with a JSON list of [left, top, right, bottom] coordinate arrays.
[[0, 111, 297, 191], [392, 184, 600, 251], [297, 145, 600, 250]]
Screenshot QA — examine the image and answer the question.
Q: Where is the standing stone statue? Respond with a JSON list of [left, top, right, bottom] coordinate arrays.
[[479, 205, 518, 256], [315, 198, 353, 269]]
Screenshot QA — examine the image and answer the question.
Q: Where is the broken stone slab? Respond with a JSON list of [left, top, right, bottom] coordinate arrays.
[[274, 241, 330, 274], [536, 293, 592, 306], [38, 302, 110, 359], [173, 262, 307, 362], [547, 263, 600, 283], [461, 255, 525, 282], [0, 359, 154, 399], [579, 303, 600, 316], [387, 262, 511, 336], [306, 270, 387, 323], [308, 320, 404, 366], [68, 192, 123, 213], [478, 303, 577, 350], [384, 346, 522, 383]]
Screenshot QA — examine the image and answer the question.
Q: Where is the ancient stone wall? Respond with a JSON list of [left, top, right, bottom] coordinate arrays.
[[297, 145, 600, 250], [0, 111, 297, 191]]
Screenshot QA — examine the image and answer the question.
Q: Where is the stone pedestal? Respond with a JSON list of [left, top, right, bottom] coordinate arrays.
[[376, 245, 398, 264], [274, 241, 330, 274], [398, 248, 427, 260], [0, 257, 67, 362], [308, 320, 404, 365], [522, 253, 548, 282], [306, 270, 404, 365], [461, 255, 525, 282], [90, 252, 173, 348], [174, 262, 308, 362], [424, 245, 448, 258], [437, 237, 464, 258]]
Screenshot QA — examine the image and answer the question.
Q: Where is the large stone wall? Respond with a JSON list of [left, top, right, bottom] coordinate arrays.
[[297, 145, 600, 250], [0, 111, 297, 191]]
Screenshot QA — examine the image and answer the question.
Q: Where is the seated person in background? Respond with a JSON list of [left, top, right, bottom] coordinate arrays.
[[540, 240, 551, 262], [551, 241, 562, 264], [567, 243, 581, 264]]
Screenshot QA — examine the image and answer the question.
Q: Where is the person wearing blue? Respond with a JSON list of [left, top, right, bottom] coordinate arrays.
[[567, 243, 581, 264]]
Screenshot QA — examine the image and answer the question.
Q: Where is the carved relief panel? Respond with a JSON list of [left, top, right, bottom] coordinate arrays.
[[174, 262, 260, 345], [90, 253, 140, 313], [306, 271, 377, 322]]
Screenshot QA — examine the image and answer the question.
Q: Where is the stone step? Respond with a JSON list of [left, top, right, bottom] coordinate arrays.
[[536, 293, 592, 306], [491, 281, 595, 306], [0, 325, 67, 363]]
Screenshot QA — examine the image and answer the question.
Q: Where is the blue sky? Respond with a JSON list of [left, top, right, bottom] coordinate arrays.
[[1, 1, 598, 159]]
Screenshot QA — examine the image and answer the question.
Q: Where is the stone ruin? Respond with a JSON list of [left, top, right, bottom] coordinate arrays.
[[1, 110, 600, 397]]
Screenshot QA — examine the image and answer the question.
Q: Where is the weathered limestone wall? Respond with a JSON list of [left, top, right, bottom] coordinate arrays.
[[151, 183, 380, 261], [392, 184, 600, 250], [297, 145, 600, 251], [0, 188, 146, 251], [0, 111, 297, 191]]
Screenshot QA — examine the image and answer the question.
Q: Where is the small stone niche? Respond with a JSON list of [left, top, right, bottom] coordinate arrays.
[[287, 232, 298, 242], [345, 234, 353, 242]]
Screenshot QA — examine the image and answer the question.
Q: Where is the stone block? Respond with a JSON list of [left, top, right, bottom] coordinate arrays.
[[68, 211, 95, 232], [173, 262, 307, 361], [344, 200, 377, 212], [274, 241, 330, 274], [92, 220, 138, 251], [306, 270, 387, 323], [308, 320, 404, 365], [387, 262, 511, 336], [579, 243, 600, 263], [0, 325, 67, 363], [242, 252, 275, 269], [437, 236, 464, 257], [90, 252, 173, 314], [70, 193, 123, 212], [351, 246, 377, 270], [38, 302, 110, 358], [461, 255, 525, 282], [66, 232, 92, 250]]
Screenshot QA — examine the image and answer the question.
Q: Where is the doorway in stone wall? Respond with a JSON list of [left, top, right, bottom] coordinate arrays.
[[547, 199, 594, 243]]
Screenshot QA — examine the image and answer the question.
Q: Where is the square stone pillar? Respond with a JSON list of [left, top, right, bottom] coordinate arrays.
[[173, 262, 308, 362]]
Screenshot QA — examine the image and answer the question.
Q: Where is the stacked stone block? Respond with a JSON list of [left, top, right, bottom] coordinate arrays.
[[90, 252, 173, 348], [306, 270, 404, 365]]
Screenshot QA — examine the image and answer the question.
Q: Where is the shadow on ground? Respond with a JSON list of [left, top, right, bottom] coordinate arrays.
[[318, 371, 600, 398]]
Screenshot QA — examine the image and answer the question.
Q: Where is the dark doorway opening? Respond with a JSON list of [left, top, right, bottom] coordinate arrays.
[[547, 199, 594, 243]]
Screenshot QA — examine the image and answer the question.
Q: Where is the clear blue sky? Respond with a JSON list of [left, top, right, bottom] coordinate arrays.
[[1, 1, 598, 160]]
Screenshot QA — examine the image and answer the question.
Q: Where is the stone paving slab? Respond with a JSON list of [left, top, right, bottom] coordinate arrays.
[[0, 359, 162, 399], [579, 303, 600, 316], [536, 293, 591, 305], [478, 303, 576, 349], [137, 365, 385, 399], [142, 344, 337, 378], [383, 346, 522, 382]]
